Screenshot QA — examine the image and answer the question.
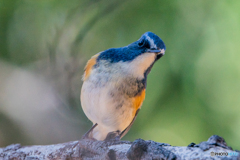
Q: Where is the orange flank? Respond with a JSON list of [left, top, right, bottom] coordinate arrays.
[[132, 89, 146, 116], [83, 53, 99, 81]]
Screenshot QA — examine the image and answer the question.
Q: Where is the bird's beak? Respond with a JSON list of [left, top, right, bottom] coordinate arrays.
[[146, 48, 161, 53], [146, 48, 165, 55]]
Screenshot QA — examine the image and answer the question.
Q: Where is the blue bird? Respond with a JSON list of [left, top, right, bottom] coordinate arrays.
[[81, 31, 166, 140]]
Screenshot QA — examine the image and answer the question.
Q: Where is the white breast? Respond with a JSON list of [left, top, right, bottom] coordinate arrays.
[[81, 78, 135, 140]]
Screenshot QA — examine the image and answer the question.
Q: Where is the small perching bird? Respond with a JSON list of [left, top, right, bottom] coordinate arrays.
[[81, 31, 166, 141]]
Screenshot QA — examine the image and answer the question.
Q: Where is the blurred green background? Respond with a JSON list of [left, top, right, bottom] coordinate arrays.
[[0, 0, 239, 150]]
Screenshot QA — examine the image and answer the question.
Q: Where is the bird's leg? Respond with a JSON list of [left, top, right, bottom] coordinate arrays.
[[104, 130, 121, 141], [81, 123, 98, 140]]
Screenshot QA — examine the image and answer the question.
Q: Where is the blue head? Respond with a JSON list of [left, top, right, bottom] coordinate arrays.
[[97, 31, 166, 63]]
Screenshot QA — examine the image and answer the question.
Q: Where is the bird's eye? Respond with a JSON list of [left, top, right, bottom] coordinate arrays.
[[138, 39, 145, 47], [138, 39, 151, 49]]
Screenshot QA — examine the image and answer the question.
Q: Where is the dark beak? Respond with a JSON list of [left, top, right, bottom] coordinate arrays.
[[146, 48, 161, 53]]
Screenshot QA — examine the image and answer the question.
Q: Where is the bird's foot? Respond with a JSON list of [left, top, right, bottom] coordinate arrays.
[[104, 130, 121, 141]]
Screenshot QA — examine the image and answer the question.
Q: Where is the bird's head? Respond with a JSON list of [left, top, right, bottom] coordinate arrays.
[[83, 32, 166, 81], [128, 31, 166, 61], [97, 31, 166, 63]]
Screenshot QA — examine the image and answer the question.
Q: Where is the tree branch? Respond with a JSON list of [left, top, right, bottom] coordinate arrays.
[[0, 135, 239, 160]]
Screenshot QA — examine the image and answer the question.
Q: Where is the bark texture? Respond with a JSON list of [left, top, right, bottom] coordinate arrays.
[[0, 135, 239, 160]]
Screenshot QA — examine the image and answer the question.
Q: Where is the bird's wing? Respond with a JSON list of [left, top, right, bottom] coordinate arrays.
[[120, 89, 145, 138], [82, 53, 100, 81]]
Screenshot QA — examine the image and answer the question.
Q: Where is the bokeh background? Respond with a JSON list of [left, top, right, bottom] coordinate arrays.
[[0, 0, 239, 150]]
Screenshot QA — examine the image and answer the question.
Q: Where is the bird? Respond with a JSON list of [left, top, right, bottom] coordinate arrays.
[[80, 31, 166, 141]]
